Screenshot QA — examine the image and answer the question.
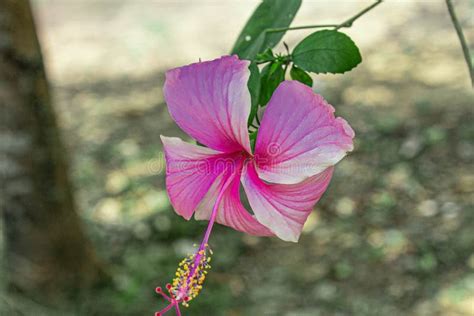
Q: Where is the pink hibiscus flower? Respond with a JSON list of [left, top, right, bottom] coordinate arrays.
[[155, 55, 354, 315]]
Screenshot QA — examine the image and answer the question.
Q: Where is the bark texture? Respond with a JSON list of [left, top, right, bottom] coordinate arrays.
[[0, 0, 105, 303]]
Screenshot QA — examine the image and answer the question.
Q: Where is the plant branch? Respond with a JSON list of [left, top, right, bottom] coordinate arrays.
[[445, 0, 473, 87], [335, 0, 383, 30], [265, 24, 339, 34], [264, 0, 383, 34]]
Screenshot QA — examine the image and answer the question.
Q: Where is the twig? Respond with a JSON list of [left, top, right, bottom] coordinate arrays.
[[445, 0, 473, 87], [335, 0, 383, 30], [264, 0, 383, 34], [265, 24, 338, 34]]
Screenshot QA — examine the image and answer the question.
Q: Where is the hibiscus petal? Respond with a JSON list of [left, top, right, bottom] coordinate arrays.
[[195, 165, 274, 237], [164, 55, 252, 153], [254, 80, 354, 184], [161, 136, 236, 220], [242, 162, 333, 242]]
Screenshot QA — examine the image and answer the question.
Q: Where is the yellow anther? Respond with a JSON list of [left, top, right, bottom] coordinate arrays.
[[168, 245, 213, 306]]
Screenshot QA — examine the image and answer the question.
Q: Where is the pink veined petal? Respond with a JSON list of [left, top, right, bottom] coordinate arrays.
[[242, 162, 334, 242], [218, 176, 274, 236], [254, 80, 354, 185], [161, 135, 240, 220], [164, 55, 252, 154], [195, 161, 274, 237]]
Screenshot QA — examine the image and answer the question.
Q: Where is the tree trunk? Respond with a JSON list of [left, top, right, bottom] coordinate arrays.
[[0, 0, 106, 303]]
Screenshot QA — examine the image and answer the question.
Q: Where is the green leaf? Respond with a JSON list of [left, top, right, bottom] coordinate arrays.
[[231, 0, 302, 60], [290, 65, 313, 87], [292, 30, 362, 74], [259, 61, 286, 106], [247, 62, 260, 127]]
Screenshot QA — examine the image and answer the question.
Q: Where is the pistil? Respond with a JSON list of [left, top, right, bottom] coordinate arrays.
[[155, 172, 236, 315]]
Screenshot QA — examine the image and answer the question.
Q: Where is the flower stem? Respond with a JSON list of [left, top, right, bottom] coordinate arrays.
[[445, 0, 474, 87]]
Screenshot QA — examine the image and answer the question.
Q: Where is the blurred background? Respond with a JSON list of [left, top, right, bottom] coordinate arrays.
[[1, 0, 473, 315]]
